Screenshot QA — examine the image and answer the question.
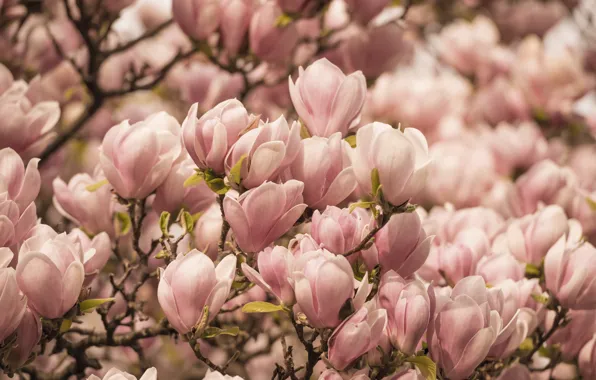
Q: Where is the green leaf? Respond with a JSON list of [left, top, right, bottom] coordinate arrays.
[[85, 179, 109, 192], [206, 178, 230, 195], [159, 211, 171, 236], [181, 211, 194, 234], [114, 212, 131, 236], [300, 123, 311, 139], [229, 154, 247, 185], [586, 197, 596, 211], [60, 319, 72, 333], [519, 337, 534, 351], [531, 293, 550, 305], [155, 250, 168, 260], [344, 135, 356, 148], [371, 168, 381, 197], [242, 301, 285, 313], [349, 201, 375, 213], [184, 171, 204, 188], [193, 306, 210, 337], [391, 0, 401, 5], [406, 355, 436, 380], [191, 211, 203, 222], [80, 298, 115, 313], [203, 326, 241, 339], [525, 263, 541, 277], [275, 13, 293, 27]]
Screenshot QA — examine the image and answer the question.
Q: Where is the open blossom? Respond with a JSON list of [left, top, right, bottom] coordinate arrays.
[[0, 148, 41, 212], [157, 250, 236, 335], [6, 307, 41, 369], [52, 168, 116, 236], [16, 227, 86, 319], [548, 309, 596, 360], [68, 229, 111, 286], [0, 193, 37, 249], [289, 58, 366, 138], [287, 133, 357, 209], [223, 181, 307, 253], [153, 154, 216, 215], [182, 100, 249, 175], [579, 334, 596, 379], [310, 206, 372, 256], [87, 367, 158, 380], [172, 0, 221, 40], [328, 304, 387, 370], [476, 253, 525, 284], [290, 249, 369, 328], [352, 123, 431, 206], [363, 212, 432, 277], [378, 271, 435, 355], [203, 370, 244, 380], [0, 65, 60, 158], [225, 115, 301, 189], [241, 245, 296, 305], [0, 250, 27, 344], [544, 236, 596, 310], [99, 112, 182, 199]]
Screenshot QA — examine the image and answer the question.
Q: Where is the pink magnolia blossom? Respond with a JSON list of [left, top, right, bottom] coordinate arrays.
[[172, 0, 221, 40]]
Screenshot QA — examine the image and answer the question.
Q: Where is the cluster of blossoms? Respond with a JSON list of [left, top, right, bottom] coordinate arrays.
[[1, 0, 596, 380]]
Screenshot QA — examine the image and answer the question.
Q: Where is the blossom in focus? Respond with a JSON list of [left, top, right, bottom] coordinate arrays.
[[87, 367, 158, 380]]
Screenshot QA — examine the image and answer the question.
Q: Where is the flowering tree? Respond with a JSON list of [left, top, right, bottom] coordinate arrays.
[[1, 0, 596, 379]]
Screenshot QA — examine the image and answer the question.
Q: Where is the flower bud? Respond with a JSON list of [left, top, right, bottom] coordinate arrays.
[[353, 123, 431, 206], [157, 250, 236, 335], [545, 236, 596, 310], [310, 206, 372, 256], [0, 193, 37, 248], [242, 245, 295, 305], [363, 212, 432, 277], [328, 304, 387, 370], [172, 0, 221, 40], [223, 181, 307, 253], [579, 334, 596, 379], [182, 100, 249, 175], [52, 168, 116, 236], [100, 112, 182, 199], [16, 228, 86, 319], [0, 148, 40, 211], [378, 271, 434, 355], [194, 204, 224, 261], [221, 0, 253, 57], [226, 116, 301, 189], [289, 58, 366, 138], [476, 253, 525, 285], [0, 251, 26, 343], [6, 307, 41, 369], [249, 2, 299, 64]]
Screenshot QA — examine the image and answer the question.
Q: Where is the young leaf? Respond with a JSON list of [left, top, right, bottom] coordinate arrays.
[[242, 301, 285, 313], [184, 171, 204, 188], [80, 298, 115, 313], [60, 319, 72, 333], [203, 326, 241, 339], [371, 168, 381, 197], [181, 211, 194, 234], [114, 212, 131, 236], [586, 197, 596, 211], [531, 293, 550, 305], [344, 135, 356, 148], [206, 178, 230, 195], [85, 179, 109, 192], [525, 263, 541, 277], [406, 355, 437, 380], [300, 123, 311, 139], [229, 154, 248, 185], [349, 201, 375, 213], [159, 211, 171, 236]]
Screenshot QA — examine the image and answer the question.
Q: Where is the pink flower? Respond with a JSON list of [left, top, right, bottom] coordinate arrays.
[[68, 229, 111, 286], [579, 334, 596, 379], [378, 271, 434, 355], [548, 309, 596, 360], [16, 227, 86, 319], [242, 245, 296, 305], [87, 367, 158, 380], [220, 0, 253, 57], [172, 0, 221, 40], [343, 0, 390, 24], [194, 204, 224, 261], [467, 77, 530, 126], [223, 181, 307, 253], [503, 205, 568, 265], [249, 2, 299, 64], [0, 74, 59, 159], [182, 100, 249, 175], [0, 148, 41, 211], [495, 365, 531, 380], [428, 277, 500, 379], [310, 206, 373, 256], [476, 253, 525, 285], [225, 115, 301, 189], [52, 168, 116, 236], [328, 304, 387, 370], [290, 249, 366, 328], [362, 212, 432, 277], [0, 250, 26, 343], [287, 133, 356, 209], [153, 154, 216, 215], [157, 250, 236, 335], [99, 112, 182, 199], [0, 193, 37, 248], [203, 370, 244, 380], [544, 236, 596, 310], [353, 123, 431, 206], [6, 307, 41, 369], [289, 58, 366, 138]]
